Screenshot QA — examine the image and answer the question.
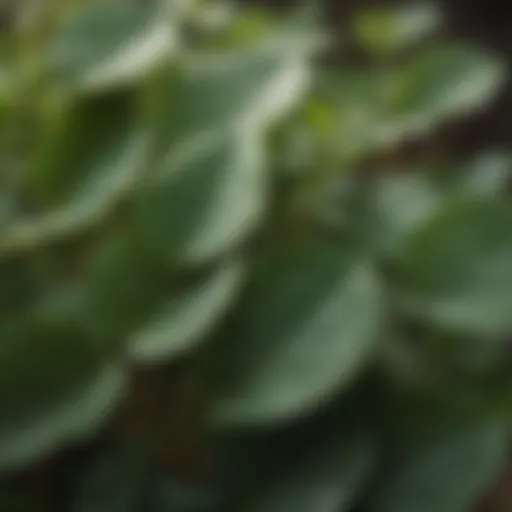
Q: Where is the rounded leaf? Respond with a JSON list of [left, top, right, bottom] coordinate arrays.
[[210, 238, 384, 427], [163, 39, 312, 147], [353, 2, 443, 55], [389, 44, 506, 131], [398, 199, 512, 337], [326, 45, 505, 155], [371, 421, 508, 512], [369, 172, 444, 257], [47, 0, 178, 92], [135, 132, 267, 266], [129, 259, 244, 363], [3, 93, 151, 253], [451, 151, 512, 199], [0, 353, 126, 471], [84, 231, 172, 343]]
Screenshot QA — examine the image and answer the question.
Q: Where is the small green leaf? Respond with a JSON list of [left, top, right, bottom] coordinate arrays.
[[325, 44, 504, 158], [135, 132, 267, 266], [326, 68, 390, 161], [129, 259, 244, 363], [353, 2, 443, 55], [371, 420, 508, 512], [2, 93, 151, 253], [0, 258, 45, 315], [210, 238, 384, 427], [452, 151, 512, 199], [0, 193, 15, 234], [389, 44, 506, 132], [0, 359, 126, 471], [84, 231, 172, 344], [0, 284, 124, 472], [163, 39, 312, 147], [28, 92, 149, 206], [0, 313, 98, 420], [369, 172, 444, 257], [398, 199, 512, 337], [47, 0, 178, 92]]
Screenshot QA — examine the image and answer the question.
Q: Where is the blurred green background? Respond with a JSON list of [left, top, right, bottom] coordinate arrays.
[[1, 1, 512, 511]]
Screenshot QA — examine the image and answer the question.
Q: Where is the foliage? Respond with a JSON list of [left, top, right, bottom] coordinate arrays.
[[0, 0, 511, 510]]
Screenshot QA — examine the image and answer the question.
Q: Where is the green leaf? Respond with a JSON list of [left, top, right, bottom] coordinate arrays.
[[0, 193, 15, 234], [0, 258, 45, 315], [451, 151, 512, 199], [325, 44, 504, 158], [84, 230, 172, 344], [190, 2, 235, 36], [135, 132, 267, 266], [28, 92, 147, 205], [327, 45, 504, 155], [326, 68, 390, 161], [210, 238, 384, 427], [0, 277, 125, 471], [248, 432, 376, 512], [398, 199, 512, 337], [2, 93, 150, 253], [389, 44, 506, 133], [47, 0, 178, 92], [129, 259, 244, 363], [0, 358, 126, 471], [353, 2, 443, 55], [369, 172, 444, 257], [277, 118, 321, 177], [163, 38, 312, 147], [371, 420, 508, 512]]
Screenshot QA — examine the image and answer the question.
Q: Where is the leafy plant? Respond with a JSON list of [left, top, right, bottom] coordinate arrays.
[[1, 0, 511, 510]]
